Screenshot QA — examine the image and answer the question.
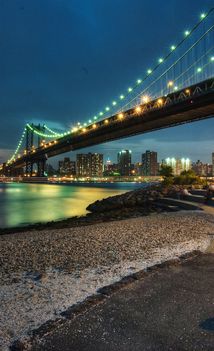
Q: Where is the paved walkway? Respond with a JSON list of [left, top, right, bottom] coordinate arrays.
[[30, 252, 214, 351]]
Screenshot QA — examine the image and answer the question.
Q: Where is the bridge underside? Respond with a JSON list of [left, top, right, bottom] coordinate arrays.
[[2, 78, 214, 176], [27, 88, 214, 159]]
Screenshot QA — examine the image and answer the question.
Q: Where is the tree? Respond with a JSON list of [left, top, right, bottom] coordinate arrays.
[[159, 164, 173, 177], [180, 169, 196, 177]]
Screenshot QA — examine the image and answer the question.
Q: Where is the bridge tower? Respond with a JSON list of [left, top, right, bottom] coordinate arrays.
[[25, 124, 34, 176], [25, 124, 47, 177]]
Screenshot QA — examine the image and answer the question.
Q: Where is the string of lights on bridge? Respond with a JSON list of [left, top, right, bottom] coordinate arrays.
[[5, 9, 214, 166]]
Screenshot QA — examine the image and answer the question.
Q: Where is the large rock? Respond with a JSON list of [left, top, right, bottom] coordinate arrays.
[[86, 187, 162, 213]]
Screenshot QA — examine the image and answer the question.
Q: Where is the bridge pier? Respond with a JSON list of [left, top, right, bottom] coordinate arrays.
[[37, 159, 46, 177], [25, 161, 33, 177]]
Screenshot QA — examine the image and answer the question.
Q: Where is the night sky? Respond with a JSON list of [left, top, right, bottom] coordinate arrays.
[[0, 0, 213, 166]]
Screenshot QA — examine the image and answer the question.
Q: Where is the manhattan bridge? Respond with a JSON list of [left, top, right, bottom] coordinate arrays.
[[1, 9, 214, 177]]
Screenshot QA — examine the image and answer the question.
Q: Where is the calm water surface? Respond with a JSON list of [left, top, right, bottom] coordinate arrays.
[[0, 182, 144, 228]]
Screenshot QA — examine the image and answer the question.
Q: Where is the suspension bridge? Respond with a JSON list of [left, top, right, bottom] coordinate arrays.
[[1, 9, 214, 177]]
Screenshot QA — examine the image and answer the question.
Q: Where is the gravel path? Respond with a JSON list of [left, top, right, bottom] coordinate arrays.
[[0, 211, 214, 350]]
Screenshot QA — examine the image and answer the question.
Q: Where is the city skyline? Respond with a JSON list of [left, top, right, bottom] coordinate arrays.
[[54, 150, 214, 178], [54, 149, 214, 167], [0, 0, 214, 165]]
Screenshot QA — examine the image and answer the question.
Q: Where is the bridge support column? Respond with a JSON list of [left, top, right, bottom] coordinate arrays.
[[25, 124, 34, 176], [37, 159, 46, 177], [25, 162, 33, 176]]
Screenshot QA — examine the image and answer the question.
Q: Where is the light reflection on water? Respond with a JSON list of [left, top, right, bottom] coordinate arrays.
[[0, 182, 143, 228]]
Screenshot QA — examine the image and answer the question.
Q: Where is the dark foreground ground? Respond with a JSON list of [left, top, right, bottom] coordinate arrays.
[[29, 252, 214, 351]]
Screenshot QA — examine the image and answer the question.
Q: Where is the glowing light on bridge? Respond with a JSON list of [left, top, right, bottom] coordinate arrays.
[[158, 58, 164, 63], [118, 113, 124, 119], [157, 98, 163, 106], [94, 116, 97, 120], [105, 107, 110, 111], [167, 80, 174, 87], [147, 69, 152, 74], [92, 124, 97, 129], [184, 30, 190, 36], [128, 87, 133, 92], [142, 95, 150, 104], [197, 67, 202, 72], [112, 101, 117, 106], [120, 95, 125, 100], [200, 13, 206, 19], [137, 79, 142, 84], [171, 45, 176, 51], [211, 56, 214, 61], [104, 119, 109, 124], [135, 106, 142, 113]]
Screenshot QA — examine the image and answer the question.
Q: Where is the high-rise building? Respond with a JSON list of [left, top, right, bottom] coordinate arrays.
[[76, 153, 103, 177], [134, 162, 143, 176], [165, 157, 191, 175], [142, 151, 158, 176], [212, 153, 214, 176], [58, 158, 76, 176], [117, 150, 132, 176], [192, 160, 212, 177], [103, 158, 119, 176]]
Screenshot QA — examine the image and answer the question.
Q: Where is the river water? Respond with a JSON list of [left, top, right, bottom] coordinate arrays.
[[0, 182, 144, 228]]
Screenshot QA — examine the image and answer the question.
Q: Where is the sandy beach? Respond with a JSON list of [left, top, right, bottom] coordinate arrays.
[[1, 210, 214, 350]]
